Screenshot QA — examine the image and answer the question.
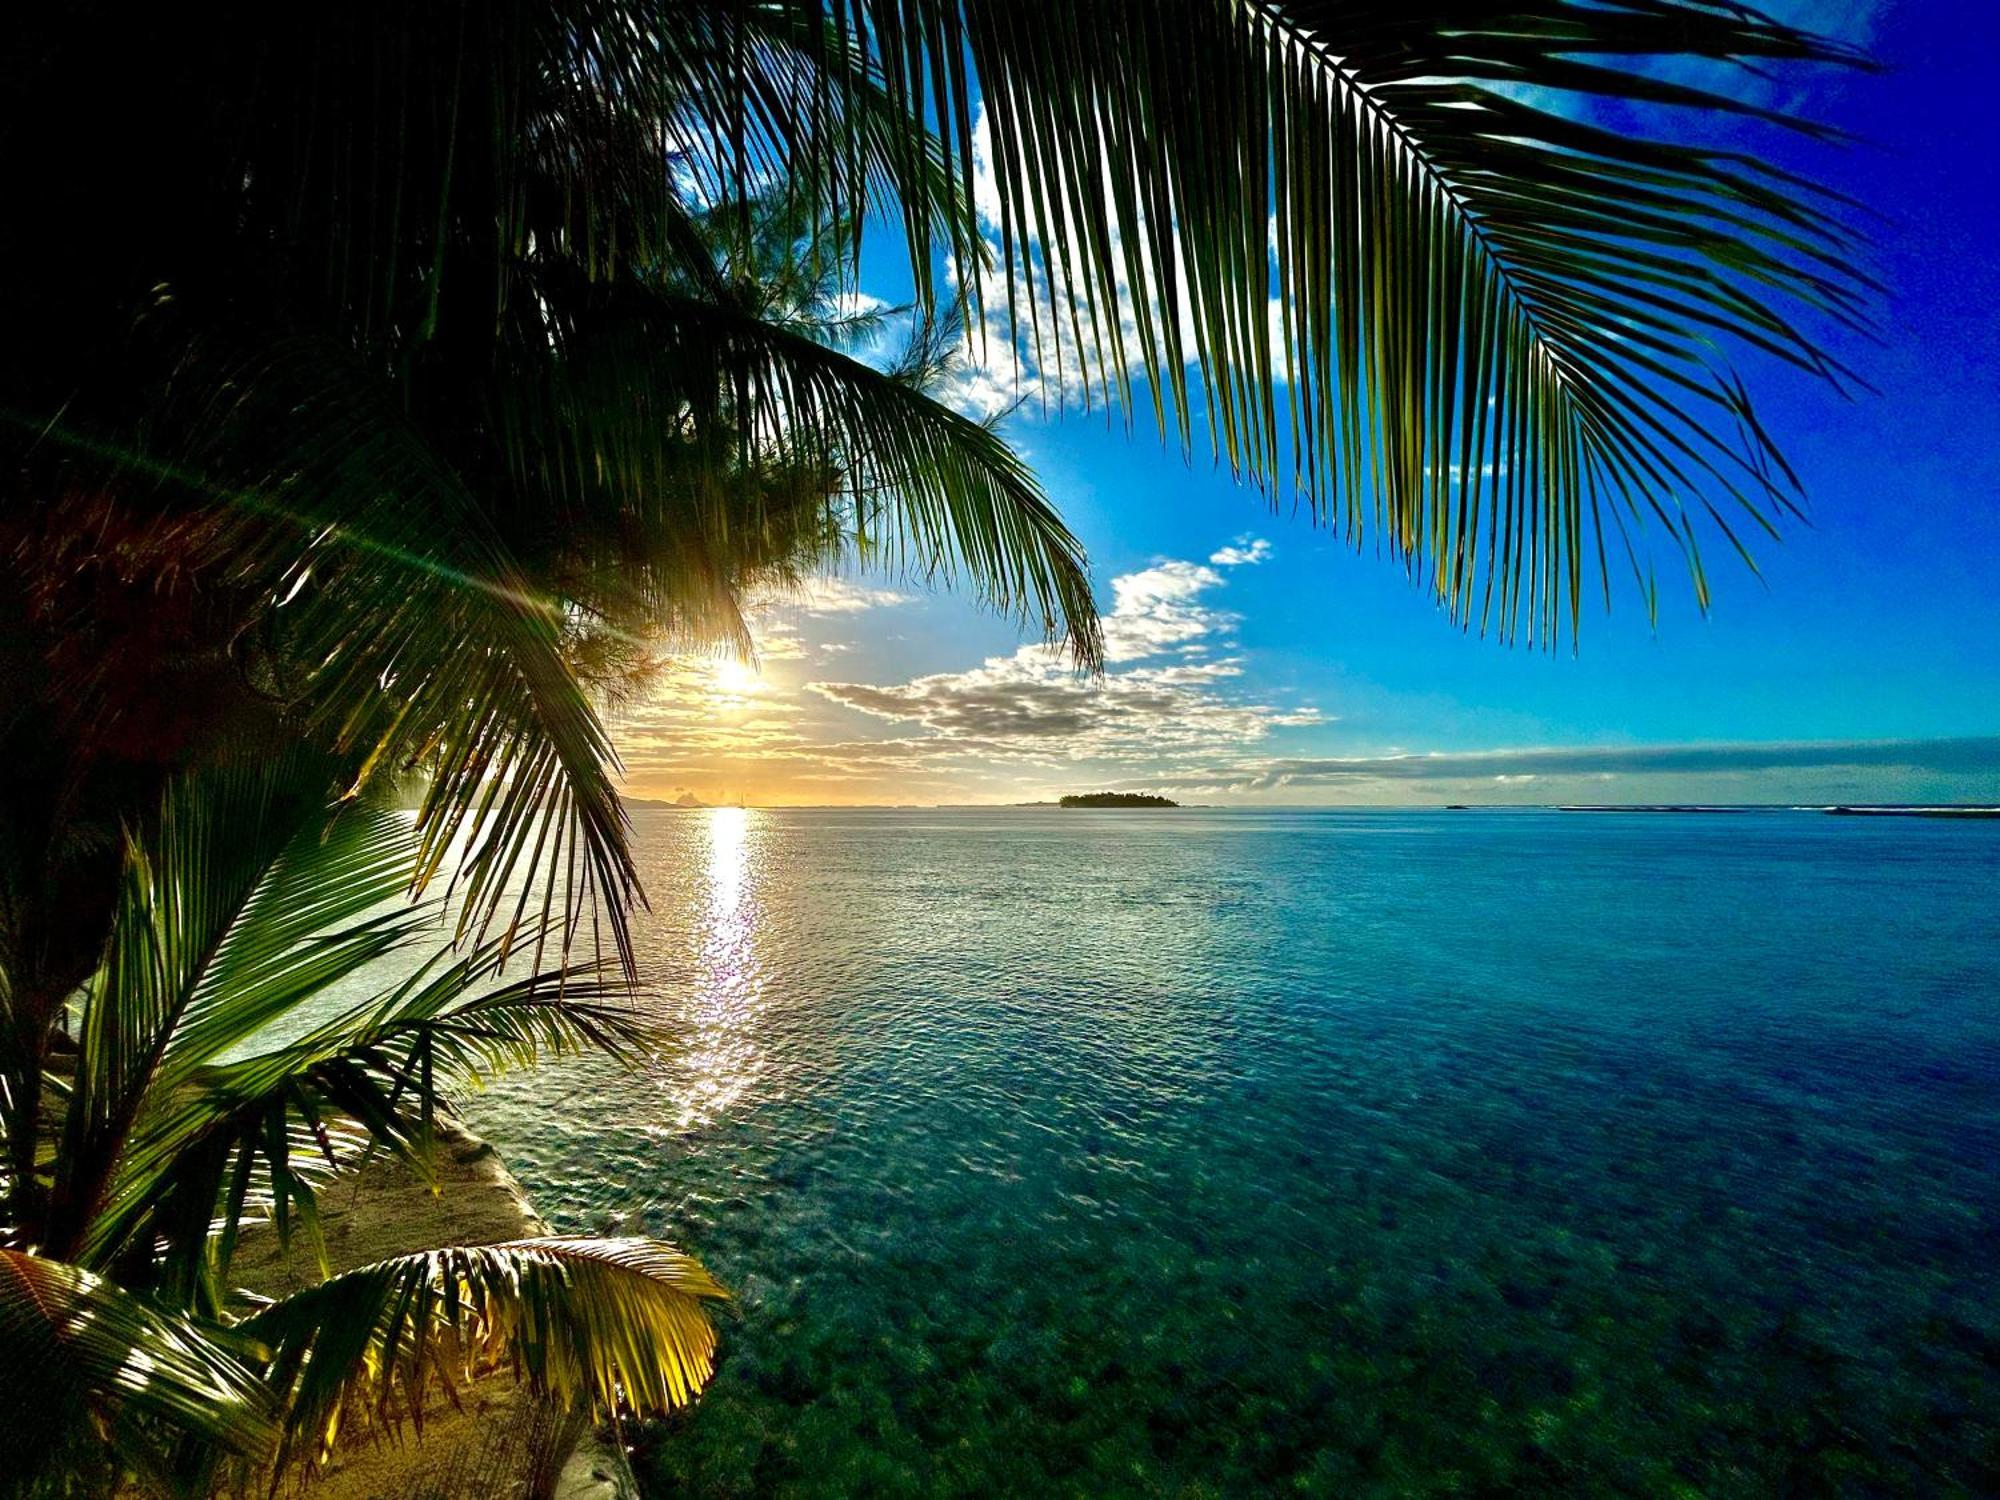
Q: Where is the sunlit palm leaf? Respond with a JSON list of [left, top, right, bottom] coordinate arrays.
[[108, 971, 638, 1285], [240, 1237, 726, 1468], [45, 756, 621, 1289], [45, 757, 385, 1260], [160, 803, 427, 1076], [0, 1248, 276, 1481], [142, 960, 647, 1192]]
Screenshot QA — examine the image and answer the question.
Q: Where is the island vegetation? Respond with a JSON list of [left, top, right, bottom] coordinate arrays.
[[0, 3, 1867, 1496], [1060, 793, 1181, 809]]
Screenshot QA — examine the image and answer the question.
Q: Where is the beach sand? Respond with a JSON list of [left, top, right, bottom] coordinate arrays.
[[228, 1118, 633, 1500]]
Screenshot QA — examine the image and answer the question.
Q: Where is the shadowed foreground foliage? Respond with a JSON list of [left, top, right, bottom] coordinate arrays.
[[0, 759, 728, 1496]]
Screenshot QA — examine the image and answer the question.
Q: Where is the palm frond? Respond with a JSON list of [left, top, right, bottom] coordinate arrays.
[[146, 324, 640, 971], [45, 757, 354, 1259], [520, 275, 1103, 662], [0, 1248, 275, 1483], [239, 1237, 726, 1469], [156, 799, 426, 1076], [754, 0, 1871, 641], [91, 955, 643, 1288], [40, 754, 612, 1285]]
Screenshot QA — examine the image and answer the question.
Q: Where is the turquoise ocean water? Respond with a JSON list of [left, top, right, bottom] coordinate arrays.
[[479, 808, 2000, 1496]]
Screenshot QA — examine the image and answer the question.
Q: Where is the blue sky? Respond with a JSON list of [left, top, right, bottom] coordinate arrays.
[[616, 0, 2000, 806]]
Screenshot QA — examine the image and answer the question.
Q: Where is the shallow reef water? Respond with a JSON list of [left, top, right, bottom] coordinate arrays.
[[478, 808, 2000, 1496]]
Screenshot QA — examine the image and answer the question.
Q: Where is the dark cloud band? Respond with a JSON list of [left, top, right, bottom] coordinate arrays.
[[1158, 736, 2000, 792]]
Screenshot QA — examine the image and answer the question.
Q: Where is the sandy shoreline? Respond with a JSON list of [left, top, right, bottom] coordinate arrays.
[[229, 1118, 636, 1500]]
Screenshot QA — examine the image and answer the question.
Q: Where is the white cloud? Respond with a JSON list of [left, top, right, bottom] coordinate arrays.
[[1101, 560, 1231, 662], [752, 577, 910, 615], [1143, 737, 2000, 796], [809, 542, 1319, 773], [938, 103, 1203, 422], [735, 577, 913, 665], [1209, 536, 1272, 567], [750, 618, 808, 660], [810, 643, 1319, 767], [614, 539, 1324, 803]]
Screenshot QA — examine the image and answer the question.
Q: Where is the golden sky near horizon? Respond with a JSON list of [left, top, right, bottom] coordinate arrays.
[[606, 545, 1333, 807], [606, 551, 2000, 810]]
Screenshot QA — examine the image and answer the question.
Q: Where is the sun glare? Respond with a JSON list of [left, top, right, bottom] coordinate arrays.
[[711, 657, 762, 697], [664, 804, 763, 1132]]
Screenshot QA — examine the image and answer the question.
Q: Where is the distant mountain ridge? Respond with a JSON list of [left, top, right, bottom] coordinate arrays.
[[624, 790, 710, 809]]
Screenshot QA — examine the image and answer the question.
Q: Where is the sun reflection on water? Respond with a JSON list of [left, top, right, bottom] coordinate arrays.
[[664, 806, 766, 1131]]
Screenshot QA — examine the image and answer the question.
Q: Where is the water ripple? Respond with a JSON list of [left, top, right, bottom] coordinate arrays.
[[480, 808, 2000, 1497]]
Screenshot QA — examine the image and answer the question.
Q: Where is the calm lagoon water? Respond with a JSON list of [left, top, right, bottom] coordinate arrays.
[[478, 808, 2000, 1496]]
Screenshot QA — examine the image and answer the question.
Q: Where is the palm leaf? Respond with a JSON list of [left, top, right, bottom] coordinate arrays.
[[88, 926, 641, 1290], [512, 272, 1103, 662], [239, 1237, 726, 1469], [43, 754, 622, 1287], [144, 324, 641, 971], [44, 756, 380, 1260], [698, 0, 1871, 641], [0, 1248, 276, 1484]]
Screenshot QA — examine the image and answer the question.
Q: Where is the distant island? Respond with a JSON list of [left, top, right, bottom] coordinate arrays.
[[1059, 792, 1179, 808], [1822, 804, 2000, 819], [624, 790, 710, 809]]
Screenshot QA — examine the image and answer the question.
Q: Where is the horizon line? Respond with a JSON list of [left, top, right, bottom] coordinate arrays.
[[620, 798, 2000, 813]]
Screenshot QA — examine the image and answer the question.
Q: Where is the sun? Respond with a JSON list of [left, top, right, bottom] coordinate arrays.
[[711, 657, 762, 697]]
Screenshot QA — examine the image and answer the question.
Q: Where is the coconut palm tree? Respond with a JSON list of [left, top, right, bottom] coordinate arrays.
[[0, 5, 1101, 1207], [4, 754, 729, 1496], [2, 5, 1084, 1467], [0, 0, 1869, 984], [0, 177, 1032, 1488], [0, 0, 1869, 1488]]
